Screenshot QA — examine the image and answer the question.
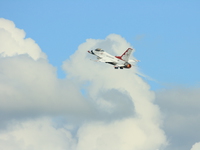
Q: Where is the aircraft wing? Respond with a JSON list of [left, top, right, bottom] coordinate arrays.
[[97, 57, 111, 62], [97, 57, 118, 65], [98, 58, 107, 62]]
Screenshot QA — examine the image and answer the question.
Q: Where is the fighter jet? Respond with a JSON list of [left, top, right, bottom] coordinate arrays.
[[88, 48, 139, 69]]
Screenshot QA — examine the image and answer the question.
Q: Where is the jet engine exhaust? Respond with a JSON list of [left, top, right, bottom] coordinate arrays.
[[124, 63, 132, 68]]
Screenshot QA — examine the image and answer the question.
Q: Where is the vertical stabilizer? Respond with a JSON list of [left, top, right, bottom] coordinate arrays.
[[115, 48, 133, 61]]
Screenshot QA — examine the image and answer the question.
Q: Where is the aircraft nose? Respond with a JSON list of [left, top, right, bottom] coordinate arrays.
[[89, 50, 94, 55]]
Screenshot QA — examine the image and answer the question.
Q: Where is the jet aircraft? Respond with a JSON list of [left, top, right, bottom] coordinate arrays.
[[88, 48, 139, 69]]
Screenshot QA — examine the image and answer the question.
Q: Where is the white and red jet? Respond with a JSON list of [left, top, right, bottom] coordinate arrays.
[[88, 48, 139, 69]]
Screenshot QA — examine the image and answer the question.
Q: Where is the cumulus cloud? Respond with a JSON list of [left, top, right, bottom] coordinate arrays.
[[0, 118, 76, 150], [0, 18, 46, 60], [0, 18, 92, 124], [0, 56, 91, 118], [63, 34, 167, 150], [0, 18, 167, 150], [191, 142, 200, 150]]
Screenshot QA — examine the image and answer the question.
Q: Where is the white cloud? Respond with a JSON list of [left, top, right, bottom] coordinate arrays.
[[0, 18, 167, 150], [76, 118, 165, 150], [0, 18, 92, 122], [0, 118, 76, 150], [0, 55, 91, 119], [0, 18, 46, 60], [191, 142, 200, 150], [63, 34, 167, 150]]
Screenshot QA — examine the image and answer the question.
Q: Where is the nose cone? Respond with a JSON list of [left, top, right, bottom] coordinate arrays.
[[88, 50, 94, 55]]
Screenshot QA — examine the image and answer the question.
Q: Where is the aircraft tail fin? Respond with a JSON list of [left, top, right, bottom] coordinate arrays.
[[115, 48, 133, 61]]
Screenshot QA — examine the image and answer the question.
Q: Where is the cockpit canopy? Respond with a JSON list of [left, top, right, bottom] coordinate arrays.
[[95, 48, 104, 52]]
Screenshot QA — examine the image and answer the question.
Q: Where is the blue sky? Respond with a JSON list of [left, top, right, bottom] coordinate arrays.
[[1, 0, 200, 90]]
